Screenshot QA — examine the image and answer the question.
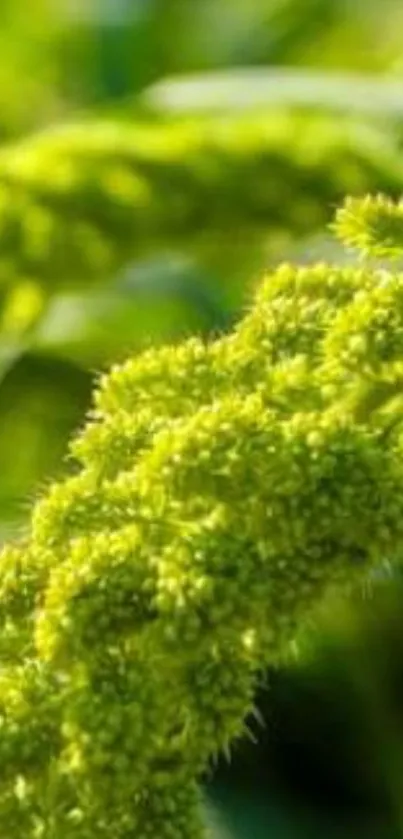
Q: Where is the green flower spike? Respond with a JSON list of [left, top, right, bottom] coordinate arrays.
[[1, 195, 403, 835]]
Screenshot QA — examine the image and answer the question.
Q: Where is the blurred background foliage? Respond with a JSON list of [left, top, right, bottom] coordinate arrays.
[[3, 1, 403, 836]]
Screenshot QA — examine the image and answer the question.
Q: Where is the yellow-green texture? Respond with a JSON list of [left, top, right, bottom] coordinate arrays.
[[334, 193, 403, 258], [3, 196, 403, 835], [0, 110, 402, 300]]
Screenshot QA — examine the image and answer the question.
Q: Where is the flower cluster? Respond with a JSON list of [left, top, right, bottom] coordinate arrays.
[[334, 194, 403, 258], [1, 196, 403, 836], [0, 112, 401, 296]]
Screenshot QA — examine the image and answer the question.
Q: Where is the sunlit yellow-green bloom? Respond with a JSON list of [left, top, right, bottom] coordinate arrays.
[[1, 195, 403, 835]]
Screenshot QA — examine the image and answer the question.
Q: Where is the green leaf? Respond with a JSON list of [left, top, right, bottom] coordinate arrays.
[[30, 256, 231, 368], [0, 352, 91, 534], [204, 783, 392, 839], [143, 68, 403, 118]]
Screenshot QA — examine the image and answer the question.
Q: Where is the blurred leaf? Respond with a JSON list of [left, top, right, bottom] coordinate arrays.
[[0, 352, 91, 533], [203, 783, 386, 839], [30, 255, 231, 368], [143, 68, 403, 118], [204, 785, 308, 838], [0, 339, 26, 383], [0, 0, 64, 139], [204, 778, 393, 838]]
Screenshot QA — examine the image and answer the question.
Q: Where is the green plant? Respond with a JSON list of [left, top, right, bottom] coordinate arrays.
[[0, 110, 401, 306], [0, 110, 401, 530], [2, 194, 403, 836]]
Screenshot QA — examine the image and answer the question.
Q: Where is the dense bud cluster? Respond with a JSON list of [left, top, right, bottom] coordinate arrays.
[[0, 112, 402, 296], [334, 194, 403, 258], [1, 196, 403, 835]]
